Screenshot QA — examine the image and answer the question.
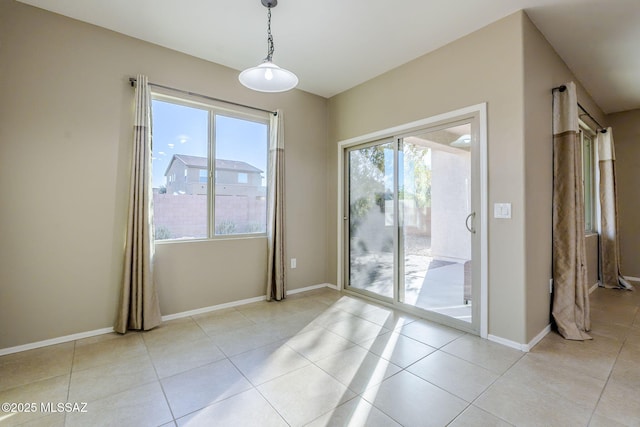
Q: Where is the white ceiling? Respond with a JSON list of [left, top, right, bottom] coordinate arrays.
[[17, 0, 640, 113]]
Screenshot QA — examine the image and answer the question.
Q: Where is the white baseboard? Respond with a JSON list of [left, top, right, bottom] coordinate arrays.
[[0, 327, 114, 357], [0, 283, 337, 355], [522, 324, 551, 352], [589, 282, 600, 294], [162, 283, 336, 321], [288, 283, 336, 294], [624, 276, 640, 282], [160, 295, 267, 321], [488, 324, 551, 353], [487, 334, 524, 351]]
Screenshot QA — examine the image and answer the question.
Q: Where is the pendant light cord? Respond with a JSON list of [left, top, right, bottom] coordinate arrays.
[[238, 0, 298, 92], [266, 6, 274, 62]]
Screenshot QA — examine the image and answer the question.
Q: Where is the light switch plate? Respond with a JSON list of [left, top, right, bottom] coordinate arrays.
[[494, 203, 512, 219]]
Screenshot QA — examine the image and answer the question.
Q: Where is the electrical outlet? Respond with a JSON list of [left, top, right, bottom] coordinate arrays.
[[291, 258, 297, 269]]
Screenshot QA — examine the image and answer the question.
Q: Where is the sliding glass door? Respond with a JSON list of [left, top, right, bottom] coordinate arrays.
[[399, 123, 475, 324], [344, 118, 481, 333], [346, 140, 395, 301]]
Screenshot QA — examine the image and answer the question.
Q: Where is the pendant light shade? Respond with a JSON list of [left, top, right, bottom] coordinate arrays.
[[450, 134, 471, 148], [239, 0, 298, 92], [239, 61, 298, 93]]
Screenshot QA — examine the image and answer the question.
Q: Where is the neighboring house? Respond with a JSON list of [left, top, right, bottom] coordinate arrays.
[[156, 154, 267, 238], [164, 154, 264, 197]]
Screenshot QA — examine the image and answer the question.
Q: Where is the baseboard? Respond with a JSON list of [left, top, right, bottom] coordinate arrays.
[[522, 324, 551, 352], [0, 283, 337, 355], [0, 327, 114, 356], [624, 276, 640, 282], [162, 283, 335, 321], [289, 283, 336, 294], [487, 334, 524, 351], [487, 324, 551, 353], [589, 282, 600, 294], [161, 295, 267, 321]]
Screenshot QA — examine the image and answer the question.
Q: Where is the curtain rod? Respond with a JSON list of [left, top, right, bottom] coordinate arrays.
[[552, 85, 606, 133], [129, 77, 277, 116]]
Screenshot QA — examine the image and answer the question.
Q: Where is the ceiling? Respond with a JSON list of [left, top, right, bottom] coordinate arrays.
[[17, 0, 640, 113]]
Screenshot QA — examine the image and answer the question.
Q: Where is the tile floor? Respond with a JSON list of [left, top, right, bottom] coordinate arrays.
[[1, 285, 639, 426]]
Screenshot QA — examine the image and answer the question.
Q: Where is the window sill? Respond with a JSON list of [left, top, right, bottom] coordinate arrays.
[[155, 234, 267, 245]]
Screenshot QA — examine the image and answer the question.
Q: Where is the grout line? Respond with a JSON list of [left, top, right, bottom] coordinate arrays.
[[250, 386, 292, 427], [66, 341, 76, 401], [140, 332, 178, 424], [437, 335, 526, 376], [226, 352, 295, 426], [63, 340, 77, 425], [9, 286, 636, 426], [585, 322, 632, 425]]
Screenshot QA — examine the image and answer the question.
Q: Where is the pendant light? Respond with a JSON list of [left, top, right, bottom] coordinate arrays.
[[239, 0, 298, 92], [450, 134, 471, 148]]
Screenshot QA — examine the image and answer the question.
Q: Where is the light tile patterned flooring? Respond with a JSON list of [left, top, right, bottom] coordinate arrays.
[[1, 285, 639, 426]]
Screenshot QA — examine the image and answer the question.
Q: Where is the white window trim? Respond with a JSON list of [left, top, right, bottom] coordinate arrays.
[[336, 103, 488, 339], [151, 92, 270, 242], [579, 119, 597, 234]]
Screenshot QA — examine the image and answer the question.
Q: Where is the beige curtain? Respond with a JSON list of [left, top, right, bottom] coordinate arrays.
[[267, 110, 286, 301], [115, 74, 162, 333], [597, 129, 633, 290], [552, 82, 591, 340]]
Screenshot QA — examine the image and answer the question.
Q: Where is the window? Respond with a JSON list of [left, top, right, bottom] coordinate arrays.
[[151, 96, 269, 240], [199, 169, 208, 183], [580, 124, 595, 232]]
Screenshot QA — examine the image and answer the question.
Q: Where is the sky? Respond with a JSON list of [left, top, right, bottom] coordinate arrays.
[[382, 144, 432, 194], [151, 99, 268, 188]]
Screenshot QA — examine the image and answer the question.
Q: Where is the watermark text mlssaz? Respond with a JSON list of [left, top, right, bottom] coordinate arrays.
[[1, 402, 88, 413]]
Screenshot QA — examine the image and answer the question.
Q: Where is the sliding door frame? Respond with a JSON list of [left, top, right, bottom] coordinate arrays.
[[336, 103, 488, 338], [343, 138, 398, 304]]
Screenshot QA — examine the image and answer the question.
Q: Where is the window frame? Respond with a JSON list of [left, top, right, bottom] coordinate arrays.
[[198, 168, 208, 183], [151, 92, 271, 242], [579, 121, 596, 233], [237, 172, 249, 184]]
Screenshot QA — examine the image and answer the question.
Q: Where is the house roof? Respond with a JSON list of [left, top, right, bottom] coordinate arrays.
[[215, 158, 263, 173], [165, 154, 262, 176]]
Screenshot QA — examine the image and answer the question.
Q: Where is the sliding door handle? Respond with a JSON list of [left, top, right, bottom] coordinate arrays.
[[465, 212, 476, 234]]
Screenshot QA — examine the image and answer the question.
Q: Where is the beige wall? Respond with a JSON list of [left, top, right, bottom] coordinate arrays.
[[607, 109, 640, 278], [521, 14, 606, 341], [328, 11, 608, 345], [430, 150, 472, 261], [1, 1, 618, 351], [328, 12, 528, 343], [0, 0, 328, 349]]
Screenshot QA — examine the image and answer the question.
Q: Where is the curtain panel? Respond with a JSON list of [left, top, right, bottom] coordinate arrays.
[[597, 129, 633, 290], [115, 74, 162, 333], [551, 82, 591, 340], [267, 110, 286, 301]]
